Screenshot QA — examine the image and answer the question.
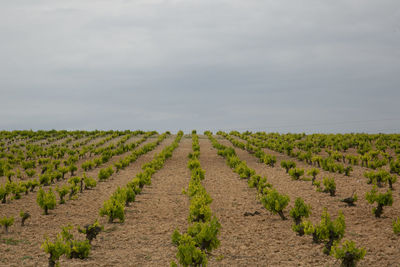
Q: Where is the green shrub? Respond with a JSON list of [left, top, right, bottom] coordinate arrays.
[[226, 155, 241, 168], [304, 209, 345, 254], [172, 229, 182, 246], [27, 179, 39, 192], [365, 186, 393, 218], [10, 182, 24, 200], [25, 169, 36, 178], [99, 198, 125, 223], [289, 168, 304, 180], [56, 185, 69, 204], [263, 154, 276, 167], [68, 164, 77, 176], [248, 174, 261, 188], [307, 168, 320, 184], [41, 235, 67, 267], [83, 174, 97, 190], [175, 234, 207, 267], [261, 188, 290, 220], [364, 170, 391, 187], [393, 217, 400, 235], [68, 185, 79, 200], [235, 162, 254, 179], [60, 225, 91, 260], [188, 159, 201, 170], [65, 239, 91, 259], [290, 198, 311, 236], [98, 166, 114, 181], [187, 217, 221, 252], [323, 177, 336, 196], [58, 166, 68, 179], [390, 160, 400, 175], [37, 187, 57, 215], [5, 170, 14, 182], [191, 168, 205, 181], [39, 173, 51, 186], [81, 161, 94, 172], [344, 166, 353, 176], [0, 183, 10, 203], [188, 194, 212, 223], [331, 240, 366, 267], [388, 174, 397, 190], [0, 216, 14, 233], [281, 160, 296, 173]]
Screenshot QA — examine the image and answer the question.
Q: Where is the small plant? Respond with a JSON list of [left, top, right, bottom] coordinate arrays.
[[290, 198, 311, 236], [68, 185, 79, 200], [304, 209, 345, 254], [28, 179, 39, 192], [307, 168, 320, 184], [261, 188, 290, 220], [263, 154, 276, 167], [0, 183, 10, 203], [37, 187, 57, 215], [56, 185, 69, 204], [98, 166, 114, 181], [323, 177, 336, 196], [234, 162, 254, 179], [0, 216, 14, 233], [388, 174, 397, 190], [68, 164, 77, 176], [78, 220, 104, 244], [20, 211, 30, 226], [65, 239, 91, 259], [25, 169, 36, 178], [364, 170, 391, 188], [83, 174, 97, 190], [58, 166, 68, 179], [174, 234, 207, 267], [344, 166, 353, 176], [5, 170, 15, 183], [81, 161, 94, 172], [281, 160, 296, 173], [331, 240, 366, 267], [289, 168, 304, 180], [39, 173, 51, 186], [393, 217, 400, 235], [188, 194, 212, 223], [188, 159, 201, 170], [99, 198, 125, 223], [187, 217, 221, 252], [365, 186, 393, 218], [41, 235, 67, 267]]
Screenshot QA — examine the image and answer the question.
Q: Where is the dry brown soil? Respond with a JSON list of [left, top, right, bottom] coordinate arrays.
[[0, 135, 399, 266]]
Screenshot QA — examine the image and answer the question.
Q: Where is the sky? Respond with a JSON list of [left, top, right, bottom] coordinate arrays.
[[1, 0, 399, 133]]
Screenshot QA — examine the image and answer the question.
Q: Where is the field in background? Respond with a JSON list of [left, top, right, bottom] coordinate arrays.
[[0, 130, 399, 266]]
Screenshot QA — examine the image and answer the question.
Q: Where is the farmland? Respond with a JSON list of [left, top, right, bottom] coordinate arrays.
[[0, 130, 400, 266]]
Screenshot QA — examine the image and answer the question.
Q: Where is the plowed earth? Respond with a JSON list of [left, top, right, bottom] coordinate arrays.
[[0, 135, 399, 266]]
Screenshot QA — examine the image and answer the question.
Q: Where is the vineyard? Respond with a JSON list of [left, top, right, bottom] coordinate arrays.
[[0, 130, 400, 266]]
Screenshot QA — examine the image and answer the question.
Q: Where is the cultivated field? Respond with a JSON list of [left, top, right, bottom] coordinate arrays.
[[0, 130, 399, 266]]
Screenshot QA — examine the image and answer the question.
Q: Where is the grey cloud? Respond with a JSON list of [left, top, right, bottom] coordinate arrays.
[[0, 0, 399, 133]]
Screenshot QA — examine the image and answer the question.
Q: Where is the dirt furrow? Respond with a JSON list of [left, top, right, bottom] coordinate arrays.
[[69, 136, 191, 266], [219, 138, 400, 266], [199, 137, 334, 266], [0, 136, 174, 267]]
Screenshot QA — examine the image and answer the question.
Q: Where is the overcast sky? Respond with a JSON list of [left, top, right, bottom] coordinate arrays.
[[1, 0, 399, 133]]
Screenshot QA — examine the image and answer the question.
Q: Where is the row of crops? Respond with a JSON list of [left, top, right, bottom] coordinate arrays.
[[1, 130, 400, 266]]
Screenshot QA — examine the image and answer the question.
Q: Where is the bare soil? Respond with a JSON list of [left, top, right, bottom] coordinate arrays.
[[0, 135, 399, 266]]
